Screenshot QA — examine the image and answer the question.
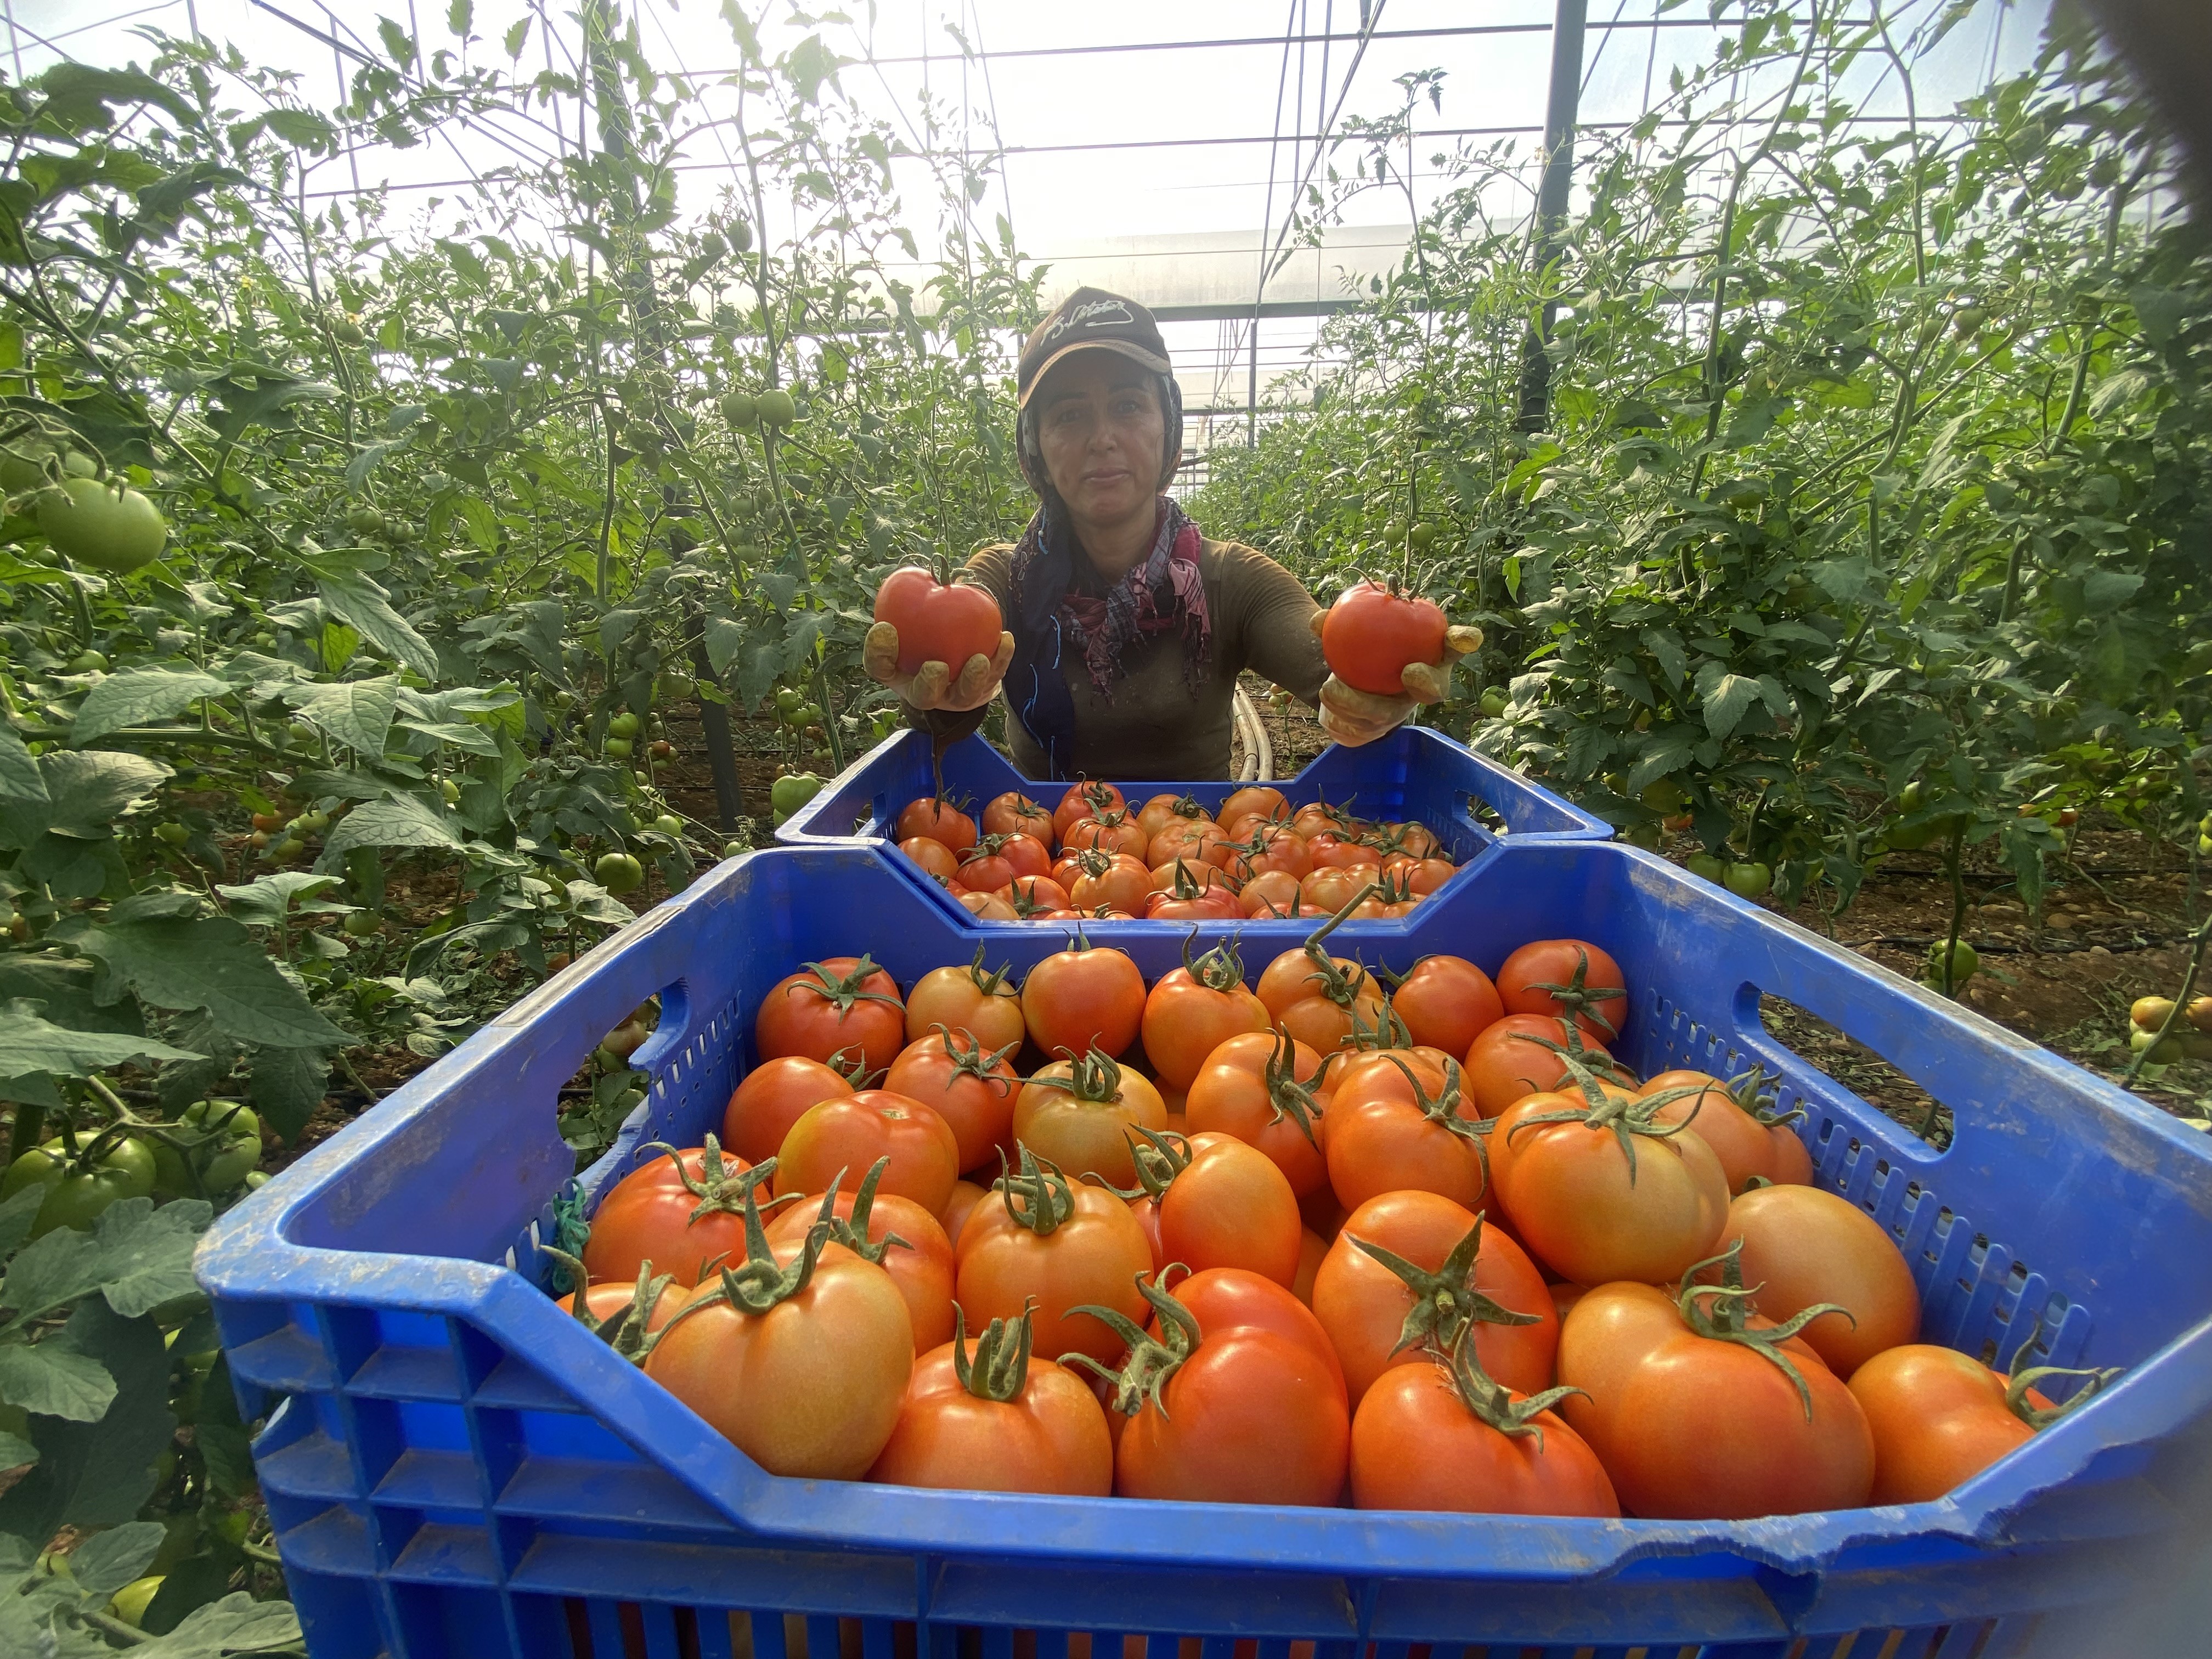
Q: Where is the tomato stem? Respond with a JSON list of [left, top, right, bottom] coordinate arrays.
[[2006, 1359, 2125, 1429], [1347, 1215, 1541, 1363], [1440, 1324, 1587, 1448], [990, 1144, 1076, 1236], [1062, 1266, 1200, 1415], [1260, 1029, 1326, 1148], [1673, 1240, 1853, 1421], [1108, 1124, 1193, 1202], [951, 1301, 1039, 1403], [1517, 945, 1628, 1041]]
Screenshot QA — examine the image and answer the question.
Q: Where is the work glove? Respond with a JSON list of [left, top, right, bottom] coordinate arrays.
[[1312, 611, 1483, 747], [864, 622, 1015, 713]]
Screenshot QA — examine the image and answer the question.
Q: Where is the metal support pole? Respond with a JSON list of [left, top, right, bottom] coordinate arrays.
[[1516, 0, 1589, 433]]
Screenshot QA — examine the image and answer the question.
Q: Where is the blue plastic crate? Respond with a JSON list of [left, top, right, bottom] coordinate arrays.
[[199, 839, 2212, 1659], [776, 727, 1610, 924]]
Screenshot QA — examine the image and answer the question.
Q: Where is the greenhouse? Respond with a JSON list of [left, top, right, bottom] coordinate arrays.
[[2, 1, 2210, 1656]]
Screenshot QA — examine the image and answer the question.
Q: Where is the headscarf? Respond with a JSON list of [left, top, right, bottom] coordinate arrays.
[[1003, 374, 1210, 780]]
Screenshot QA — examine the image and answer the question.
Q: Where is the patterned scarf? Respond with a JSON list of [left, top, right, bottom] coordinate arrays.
[[1005, 497, 1212, 779]]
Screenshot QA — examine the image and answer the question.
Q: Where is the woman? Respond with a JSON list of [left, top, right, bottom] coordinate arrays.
[[863, 287, 1474, 780]]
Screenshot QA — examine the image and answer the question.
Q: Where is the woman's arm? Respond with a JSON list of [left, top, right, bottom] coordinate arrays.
[[1221, 543, 1329, 702]]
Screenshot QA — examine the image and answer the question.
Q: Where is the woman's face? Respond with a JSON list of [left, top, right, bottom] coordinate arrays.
[[1033, 351, 1172, 528]]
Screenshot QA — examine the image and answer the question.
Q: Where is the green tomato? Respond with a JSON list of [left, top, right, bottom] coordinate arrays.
[[266, 837, 305, 863], [774, 688, 804, 715], [149, 1101, 263, 1197], [1923, 939, 1979, 989], [296, 808, 331, 833], [1685, 851, 1726, 882], [771, 806, 791, 828], [2, 1131, 157, 1235], [341, 909, 382, 937], [652, 813, 684, 837], [153, 821, 191, 846], [1620, 822, 1663, 850], [596, 851, 645, 894], [66, 649, 108, 673], [441, 778, 462, 805], [37, 476, 168, 573], [1639, 778, 1686, 814], [1478, 688, 1508, 719], [770, 772, 824, 814], [603, 736, 634, 760], [108, 1576, 165, 1629], [608, 711, 642, 739], [1409, 522, 1437, 551], [796, 702, 824, 726], [661, 673, 696, 701], [721, 391, 759, 428], [722, 840, 747, 859], [346, 504, 386, 535], [756, 388, 798, 427], [1723, 861, 1773, 900]]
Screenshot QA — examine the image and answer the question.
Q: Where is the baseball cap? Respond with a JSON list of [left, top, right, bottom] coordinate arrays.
[[1017, 287, 1173, 408]]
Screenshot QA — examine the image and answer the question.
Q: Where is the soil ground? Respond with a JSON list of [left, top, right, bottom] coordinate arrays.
[[270, 686, 2212, 1170]]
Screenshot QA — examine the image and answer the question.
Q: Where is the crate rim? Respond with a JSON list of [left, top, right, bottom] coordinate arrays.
[[198, 840, 2212, 1586]]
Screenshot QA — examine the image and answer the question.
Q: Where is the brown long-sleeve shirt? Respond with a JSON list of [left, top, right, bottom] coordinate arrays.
[[916, 536, 1329, 782]]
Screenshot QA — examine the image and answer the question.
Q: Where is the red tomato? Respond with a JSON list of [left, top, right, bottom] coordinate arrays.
[[1053, 781, 1125, 843], [1135, 792, 1211, 840], [1148, 856, 1239, 896], [940, 1176, 988, 1244], [1013, 1050, 1167, 1188], [755, 955, 907, 1075], [1063, 809, 1149, 859], [1221, 785, 1290, 826], [1389, 954, 1505, 1058], [1064, 849, 1154, 914], [1304, 831, 1380, 872], [1223, 822, 1312, 884], [644, 1216, 913, 1479], [958, 835, 1022, 892], [957, 890, 1018, 921], [1257, 939, 1388, 1053], [903, 950, 1025, 1050], [1289, 800, 1363, 840], [1490, 1087, 1729, 1286], [1371, 820, 1446, 861], [1770, 1122, 1816, 1185], [900, 835, 961, 881], [885, 1027, 1022, 1172], [1323, 1054, 1489, 1214], [583, 1139, 760, 1287], [873, 565, 1003, 676], [1350, 1333, 1618, 1516], [1495, 939, 1629, 1046], [766, 1163, 957, 1353], [1141, 940, 1271, 1088], [981, 790, 1054, 844], [1848, 1345, 2098, 1505], [721, 1056, 853, 1164], [1552, 1280, 1691, 1470], [867, 1309, 1115, 1494], [1398, 856, 1457, 896], [1238, 869, 1305, 919], [1127, 1129, 1303, 1287], [956, 1149, 1154, 1363], [1312, 1194, 1555, 1408], [1461, 1013, 1617, 1118], [774, 1090, 961, 1217], [1148, 819, 1231, 870], [1007, 875, 1073, 917], [1144, 884, 1241, 923], [894, 796, 978, 855], [1184, 1029, 1330, 1198], [1716, 1184, 1921, 1377], [1022, 939, 1146, 1058], [1321, 578, 1450, 696], [1092, 1278, 1349, 1505], [1148, 1266, 1346, 1400]]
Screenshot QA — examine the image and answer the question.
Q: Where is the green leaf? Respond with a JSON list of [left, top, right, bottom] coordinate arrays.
[[0, 1000, 201, 1083], [1639, 627, 1688, 686], [285, 675, 399, 757], [2082, 569, 2145, 609], [504, 15, 532, 57], [0, 1339, 115, 1422], [0, 751, 171, 849], [0, 1188, 43, 1259], [0, 723, 46, 807], [2130, 285, 2191, 347], [66, 1519, 165, 1598], [215, 872, 352, 928], [704, 616, 746, 677], [67, 668, 234, 746], [1624, 731, 1700, 794], [247, 1045, 331, 1142], [65, 911, 352, 1051], [2, 1197, 212, 1324], [0, 1300, 173, 1544], [317, 794, 462, 866], [308, 566, 439, 680], [1699, 671, 1760, 742], [134, 1592, 303, 1657], [0, 1431, 32, 1471]]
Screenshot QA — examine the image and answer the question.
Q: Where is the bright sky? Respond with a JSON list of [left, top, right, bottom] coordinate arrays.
[[10, 0, 2050, 416]]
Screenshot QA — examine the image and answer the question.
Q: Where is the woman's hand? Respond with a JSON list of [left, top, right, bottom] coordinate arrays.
[[1311, 612, 1483, 747], [864, 622, 1015, 712]]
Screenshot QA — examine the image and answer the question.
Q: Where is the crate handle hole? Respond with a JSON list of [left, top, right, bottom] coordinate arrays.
[[1751, 989, 1955, 1154]]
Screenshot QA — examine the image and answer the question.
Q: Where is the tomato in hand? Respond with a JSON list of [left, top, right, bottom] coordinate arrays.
[[1848, 1344, 2112, 1504], [1121, 1128, 1302, 1287], [1495, 939, 1629, 1046], [1141, 939, 1270, 1088], [867, 1306, 1114, 1495], [981, 790, 1056, 844], [1350, 1329, 1618, 1516], [583, 1137, 763, 1287], [885, 1026, 1022, 1173], [644, 1181, 913, 1479], [1013, 1049, 1167, 1188], [1022, 938, 1146, 1059], [955, 1148, 1154, 1364], [1076, 1273, 1348, 1505], [720, 1056, 854, 1164], [774, 1089, 961, 1217], [1321, 578, 1449, 696], [903, 949, 1026, 1051], [1389, 954, 1504, 1058], [767, 1158, 957, 1352], [1716, 1183, 1921, 1377], [1183, 1029, 1330, 1198], [1490, 1086, 1729, 1287], [894, 795, 979, 855], [1312, 1195, 1555, 1407], [755, 955, 907, 1075], [873, 565, 1004, 676]]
